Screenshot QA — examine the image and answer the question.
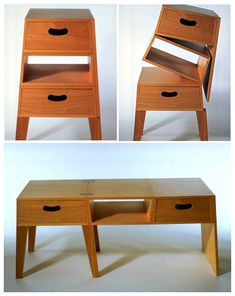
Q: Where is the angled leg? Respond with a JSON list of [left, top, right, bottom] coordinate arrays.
[[16, 117, 29, 140], [16, 226, 28, 278], [201, 222, 219, 275], [196, 109, 208, 141], [82, 225, 100, 277], [133, 110, 146, 141], [28, 226, 36, 252], [89, 117, 102, 140], [94, 225, 100, 252]]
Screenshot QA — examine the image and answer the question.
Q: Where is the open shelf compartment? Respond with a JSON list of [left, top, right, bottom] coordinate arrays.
[[143, 35, 211, 83], [22, 64, 93, 87], [90, 199, 153, 225]]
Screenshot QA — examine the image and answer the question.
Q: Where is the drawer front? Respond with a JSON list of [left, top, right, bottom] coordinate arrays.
[[25, 21, 91, 51], [137, 87, 202, 110], [18, 200, 87, 225], [157, 8, 217, 45], [20, 88, 97, 117], [155, 198, 212, 223]]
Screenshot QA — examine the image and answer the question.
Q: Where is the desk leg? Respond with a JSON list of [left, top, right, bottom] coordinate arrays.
[[16, 117, 29, 140], [16, 226, 28, 278], [82, 226, 100, 277], [133, 110, 146, 141], [196, 109, 208, 141], [201, 223, 219, 275], [28, 226, 36, 252], [94, 225, 100, 252], [89, 117, 102, 140]]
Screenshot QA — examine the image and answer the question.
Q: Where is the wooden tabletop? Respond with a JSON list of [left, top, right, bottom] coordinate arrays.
[[17, 178, 214, 200], [26, 9, 94, 20]]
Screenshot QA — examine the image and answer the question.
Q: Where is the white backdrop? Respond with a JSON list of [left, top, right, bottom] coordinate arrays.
[[119, 5, 230, 141], [4, 4, 117, 140], [4, 142, 230, 236]]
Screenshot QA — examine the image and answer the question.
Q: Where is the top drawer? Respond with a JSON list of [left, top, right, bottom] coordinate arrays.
[[156, 6, 219, 45], [25, 21, 92, 51]]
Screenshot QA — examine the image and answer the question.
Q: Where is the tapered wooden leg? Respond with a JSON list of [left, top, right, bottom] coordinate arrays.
[[133, 110, 146, 141], [16, 117, 29, 140], [196, 109, 208, 141], [89, 117, 102, 140], [94, 225, 100, 252], [82, 225, 100, 277], [16, 226, 28, 278], [28, 226, 36, 252], [201, 223, 219, 275]]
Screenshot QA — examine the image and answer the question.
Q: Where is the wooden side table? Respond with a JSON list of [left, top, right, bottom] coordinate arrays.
[[16, 178, 219, 278], [16, 9, 102, 140], [133, 5, 220, 141], [134, 67, 208, 141]]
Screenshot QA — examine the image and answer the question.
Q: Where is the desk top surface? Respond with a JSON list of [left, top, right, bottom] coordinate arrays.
[[17, 178, 214, 200]]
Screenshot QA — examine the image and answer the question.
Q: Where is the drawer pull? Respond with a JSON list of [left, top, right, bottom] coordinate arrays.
[[179, 18, 197, 27], [43, 205, 61, 212], [175, 203, 192, 210], [161, 91, 178, 97], [48, 95, 67, 102], [48, 28, 69, 36]]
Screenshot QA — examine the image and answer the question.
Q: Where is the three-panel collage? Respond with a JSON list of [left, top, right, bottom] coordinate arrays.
[[4, 1, 231, 293]]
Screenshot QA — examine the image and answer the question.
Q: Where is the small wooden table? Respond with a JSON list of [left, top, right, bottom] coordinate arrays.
[[16, 178, 219, 278]]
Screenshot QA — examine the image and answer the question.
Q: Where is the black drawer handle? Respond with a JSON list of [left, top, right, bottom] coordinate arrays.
[[43, 205, 61, 212], [48, 95, 67, 102], [180, 18, 197, 27], [161, 91, 178, 97], [48, 28, 69, 36], [175, 203, 192, 210]]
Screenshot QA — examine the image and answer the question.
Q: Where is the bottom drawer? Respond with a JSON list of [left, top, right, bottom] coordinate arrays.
[[155, 198, 212, 223], [19, 88, 97, 117], [137, 86, 203, 111], [17, 200, 87, 225]]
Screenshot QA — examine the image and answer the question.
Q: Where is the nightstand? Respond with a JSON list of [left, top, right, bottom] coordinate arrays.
[[16, 9, 102, 140]]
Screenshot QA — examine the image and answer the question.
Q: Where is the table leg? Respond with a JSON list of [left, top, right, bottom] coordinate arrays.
[[201, 222, 219, 275], [82, 225, 100, 277], [89, 117, 102, 140], [16, 117, 29, 140], [196, 109, 208, 141], [94, 225, 100, 252], [16, 226, 28, 278], [28, 226, 36, 252], [133, 110, 146, 141]]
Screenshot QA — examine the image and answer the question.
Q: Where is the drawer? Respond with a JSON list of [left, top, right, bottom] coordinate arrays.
[[137, 86, 202, 111], [19, 88, 97, 117], [25, 21, 91, 51], [155, 198, 212, 223], [17, 200, 87, 225], [157, 6, 218, 45]]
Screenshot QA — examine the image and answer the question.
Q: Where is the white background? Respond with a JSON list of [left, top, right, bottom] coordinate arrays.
[[4, 4, 117, 140], [4, 143, 231, 291], [119, 5, 230, 141]]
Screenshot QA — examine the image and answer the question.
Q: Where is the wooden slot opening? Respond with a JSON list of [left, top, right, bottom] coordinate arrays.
[[90, 199, 152, 225], [22, 64, 93, 85]]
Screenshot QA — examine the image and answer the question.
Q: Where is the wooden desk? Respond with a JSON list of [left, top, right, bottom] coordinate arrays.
[[16, 178, 219, 278]]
